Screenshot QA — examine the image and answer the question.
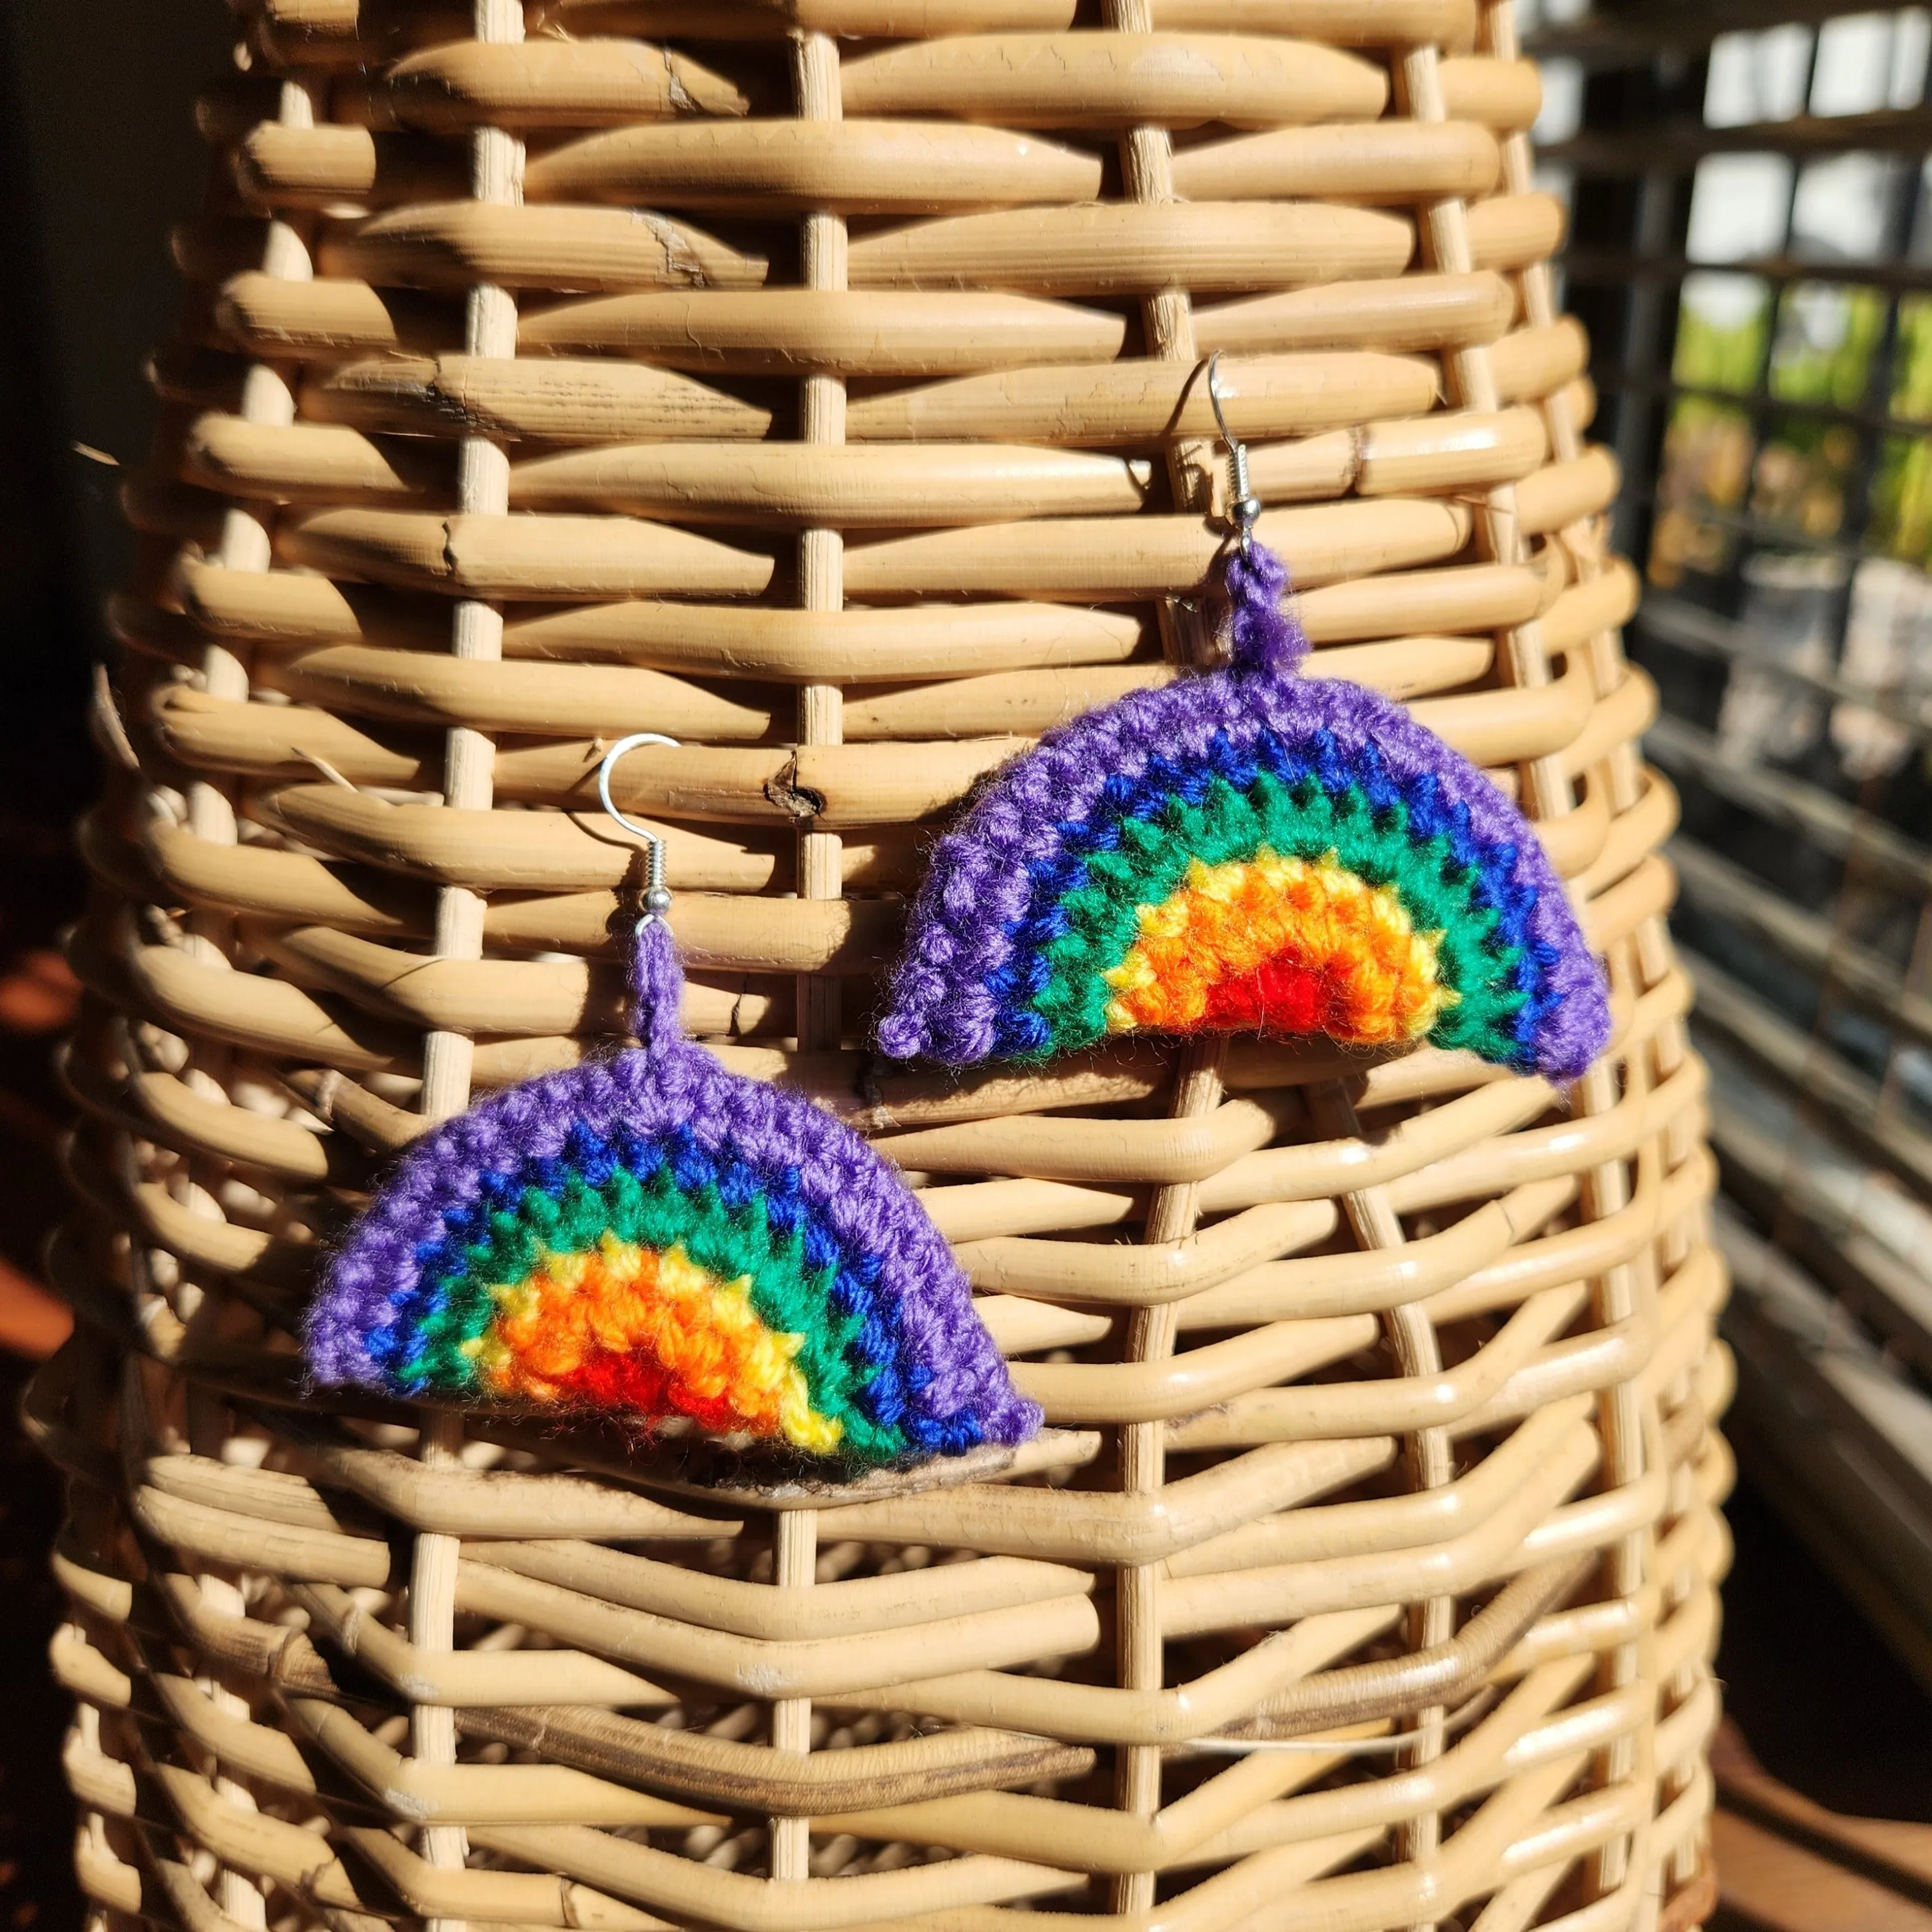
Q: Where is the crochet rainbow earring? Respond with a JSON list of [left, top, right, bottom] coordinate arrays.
[[879, 357, 1612, 1084], [306, 735, 1040, 1468]]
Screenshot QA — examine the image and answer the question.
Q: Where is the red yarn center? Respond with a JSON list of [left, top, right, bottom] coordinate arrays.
[[552, 1349, 773, 1437], [1198, 956, 1332, 1036]]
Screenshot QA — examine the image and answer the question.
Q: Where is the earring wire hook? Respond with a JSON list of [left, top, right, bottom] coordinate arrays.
[[597, 731, 681, 924], [1206, 350, 1261, 554]]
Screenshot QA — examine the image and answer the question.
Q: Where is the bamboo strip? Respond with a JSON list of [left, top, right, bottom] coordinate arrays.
[[1013, 1315, 1379, 1423], [472, 1542, 1084, 1638], [1170, 119, 1500, 202], [1437, 54, 1541, 129], [1193, 269, 1512, 354], [557, 0, 1479, 37], [149, 151, 305, 1932], [172, 212, 302, 285], [1489, 318, 1589, 401], [319, 200, 772, 293], [883, 1092, 1299, 1183], [457, 1703, 1098, 1816], [771, 31, 848, 1872], [517, 287, 1129, 372], [838, 34, 1387, 128], [148, 342, 256, 413], [217, 268, 462, 358], [235, 122, 466, 210], [208, 272, 1529, 371], [844, 351, 1439, 443], [151, 578, 1488, 701], [521, 119, 1107, 211], [840, 496, 1472, 597], [161, 81, 319, 1927], [254, 0, 470, 65], [260, 494, 1479, 602], [61, 1047, 344, 1184], [276, 504, 775, 597], [846, 200, 1414, 295], [267, 645, 783, 737], [258, 784, 894, 887], [185, 412, 454, 505], [1464, 191, 1566, 272], [244, 643, 1504, 749], [456, 1821, 1082, 1927], [294, 1692, 720, 1825], [302, 352, 773, 442], [168, 560, 1151, 672], [1516, 446, 1621, 534], [198, 421, 1184, 524], [507, 441, 1157, 525], [358, 37, 753, 128]]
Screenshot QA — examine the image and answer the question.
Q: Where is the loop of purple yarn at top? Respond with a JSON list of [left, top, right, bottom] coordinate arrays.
[[628, 913, 687, 1058], [1223, 537, 1309, 675]]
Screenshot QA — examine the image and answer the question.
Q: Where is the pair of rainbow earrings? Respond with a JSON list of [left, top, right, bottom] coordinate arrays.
[[307, 361, 1609, 1471]]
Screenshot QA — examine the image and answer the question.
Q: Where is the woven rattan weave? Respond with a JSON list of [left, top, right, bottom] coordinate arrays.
[[41, 0, 1727, 1925]]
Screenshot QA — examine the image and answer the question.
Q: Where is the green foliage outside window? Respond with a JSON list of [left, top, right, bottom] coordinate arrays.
[[1650, 280, 1932, 583]]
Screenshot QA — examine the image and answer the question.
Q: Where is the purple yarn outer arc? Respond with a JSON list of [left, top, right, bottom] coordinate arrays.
[[878, 661, 1611, 1084], [304, 920, 1040, 1456]]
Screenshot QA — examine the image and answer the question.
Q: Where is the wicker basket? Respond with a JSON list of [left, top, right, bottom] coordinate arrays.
[[40, 0, 1728, 1925]]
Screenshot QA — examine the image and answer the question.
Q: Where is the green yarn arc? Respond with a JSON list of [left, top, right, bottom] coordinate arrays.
[[1031, 769, 1530, 1060], [400, 1161, 900, 1461]]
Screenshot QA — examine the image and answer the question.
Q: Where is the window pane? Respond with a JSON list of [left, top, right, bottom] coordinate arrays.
[[1687, 154, 1795, 262], [1892, 8, 1931, 107], [1648, 278, 1772, 589], [1790, 151, 1898, 260], [1811, 11, 1897, 116], [1533, 56, 1583, 143], [1706, 25, 1815, 126], [1678, 272, 1775, 392], [1869, 302, 1932, 566], [1769, 282, 1887, 409]]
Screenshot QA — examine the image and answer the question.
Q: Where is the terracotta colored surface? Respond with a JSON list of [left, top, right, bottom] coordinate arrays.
[[1714, 1810, 1932, 1932]]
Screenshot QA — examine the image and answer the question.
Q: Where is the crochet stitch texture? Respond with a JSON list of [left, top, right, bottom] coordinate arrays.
[[879, 543, 1610, 1082], [306, 921, 1040, 1466]]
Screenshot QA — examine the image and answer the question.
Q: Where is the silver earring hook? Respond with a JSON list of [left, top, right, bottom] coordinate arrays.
[[596, 731, 681, 924], [1206, 350, 1261, 553]]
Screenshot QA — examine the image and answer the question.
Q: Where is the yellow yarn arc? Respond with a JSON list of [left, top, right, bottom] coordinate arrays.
[[1102, 848, 1456, 1044], [465, 1235, 842, 1454]]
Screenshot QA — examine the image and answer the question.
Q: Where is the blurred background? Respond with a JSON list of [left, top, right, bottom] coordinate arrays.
[[10, 2, 1932, 1926], [1528, 2, 1932, 1723]]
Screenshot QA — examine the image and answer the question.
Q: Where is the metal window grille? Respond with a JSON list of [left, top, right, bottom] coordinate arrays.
[[1529, 0, 1932, 1674]]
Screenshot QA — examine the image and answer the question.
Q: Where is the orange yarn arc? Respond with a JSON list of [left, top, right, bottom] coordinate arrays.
[[468, 1236, 840, 1453], [1102, 849, 1454, 1046]]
